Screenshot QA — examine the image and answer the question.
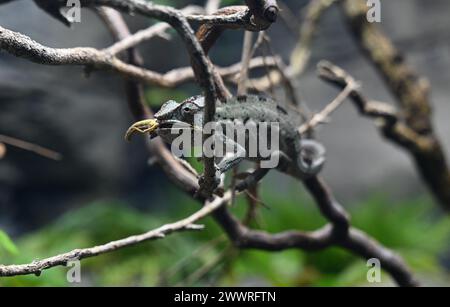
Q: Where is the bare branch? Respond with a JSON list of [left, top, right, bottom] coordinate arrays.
[[290, 0, 337, 76], [205, 0, 221, 15], [194, 2, 279, 94], [341, 0, 450, 212], [1, 24, 268, 90], [103, 5, 204, 56], [244, 0, 336, 92], [317, 61, 436, 154], [0, 25, 178, 87], [95, 7, 201, 200], [0, 192, 232, 277], [213, 177, 419, 287], [0, 134, 62, 161], [299, 75, 358, 134], [260, 35, 311, 118], [0, 143, 6, 159], [237, 31, 255, 96]]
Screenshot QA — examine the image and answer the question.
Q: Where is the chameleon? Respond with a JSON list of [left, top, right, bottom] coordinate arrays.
[[125, 95, 326, 192]]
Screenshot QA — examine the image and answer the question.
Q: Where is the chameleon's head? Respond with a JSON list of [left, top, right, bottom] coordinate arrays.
[[125, 96, 205, 141]]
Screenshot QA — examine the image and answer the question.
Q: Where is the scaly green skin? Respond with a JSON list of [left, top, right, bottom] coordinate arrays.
[[215, 95, 301, 134], [126, 95, 325, 190], [214, 95, 304, 173]]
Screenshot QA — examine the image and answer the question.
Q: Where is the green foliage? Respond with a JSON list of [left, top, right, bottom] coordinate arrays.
[[151, 0, 185, 6], [221, 0, 243, 6], [1, 184, 449, 286], [0, 230, 19, 256], [145, 88, 188, 108]]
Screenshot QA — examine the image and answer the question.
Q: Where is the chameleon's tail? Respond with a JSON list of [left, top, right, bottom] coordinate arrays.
[[298, 139, 326, 176]]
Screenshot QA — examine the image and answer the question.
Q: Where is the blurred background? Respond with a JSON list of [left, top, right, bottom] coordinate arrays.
[[0, 0, 449, 286]]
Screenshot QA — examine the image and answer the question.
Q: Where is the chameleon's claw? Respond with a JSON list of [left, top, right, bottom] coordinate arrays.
[[125, 119, 159, 141]]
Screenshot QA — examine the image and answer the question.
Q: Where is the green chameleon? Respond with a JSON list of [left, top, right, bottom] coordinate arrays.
[[125, 95, 325, 192]]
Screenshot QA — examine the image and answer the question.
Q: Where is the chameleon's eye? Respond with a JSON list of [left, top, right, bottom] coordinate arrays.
[[181, 104, 196, 116]]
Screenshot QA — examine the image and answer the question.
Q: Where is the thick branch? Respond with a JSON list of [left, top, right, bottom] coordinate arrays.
[[340, 0, 450, 212], [0, 26, 274, 88], [194, 2, 279, 100], [320, 58, 450, 212], [341, 0, 430, 133], [317, 61, 432, 151], [96, 7, 201, 198], [0, 26, 185, 87], [212, 199, 418, 286]]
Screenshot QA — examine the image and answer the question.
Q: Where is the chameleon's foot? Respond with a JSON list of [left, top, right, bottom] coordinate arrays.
[[298, 139, 326, 176], [197, 170, 222, 198], [125, 119, 159, 141]]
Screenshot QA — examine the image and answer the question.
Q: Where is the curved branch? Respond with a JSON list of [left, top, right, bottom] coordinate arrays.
[[340, 0, 450, 212], [212, 181, 418, 286], [0, 25, 278, 89], [0, 26, 171, 85], [103, 5, 204, 56], [317, 61, 435, 152]]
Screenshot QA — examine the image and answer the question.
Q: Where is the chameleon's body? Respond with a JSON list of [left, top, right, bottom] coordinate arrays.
[[126, 95, 325, 191], [212, 95, 305, 175]]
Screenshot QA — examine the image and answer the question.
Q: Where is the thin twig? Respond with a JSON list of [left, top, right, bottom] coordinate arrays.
[[317, 60, 434, 153], [103, 5, 204, 56], [0, 143, 6, 159], [0, 134, 62, 161], [205, 0, 221, 14], [298, 79, 358, 134], [244, 0, 336, 92], [237, 31, 254, 96], [0, 191, 232, 277], [290, 0, 337, 76]]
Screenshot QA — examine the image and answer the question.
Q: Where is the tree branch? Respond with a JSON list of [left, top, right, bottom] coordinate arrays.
[[102, 5, 204, 56], [340, 0, 450, 212], [0, 192, 232, 277], [244, 0, 336, 92], [317, 61, 434, 152], [0, 134, 62, 161], [298, 74, 358, 134]]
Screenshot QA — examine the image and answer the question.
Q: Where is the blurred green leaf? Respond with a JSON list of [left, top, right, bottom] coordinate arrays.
[[2, 185, 449, 286], [0, 230, 19, 256], [221, 0, 242, 6], [145, 88, 187, 108]]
